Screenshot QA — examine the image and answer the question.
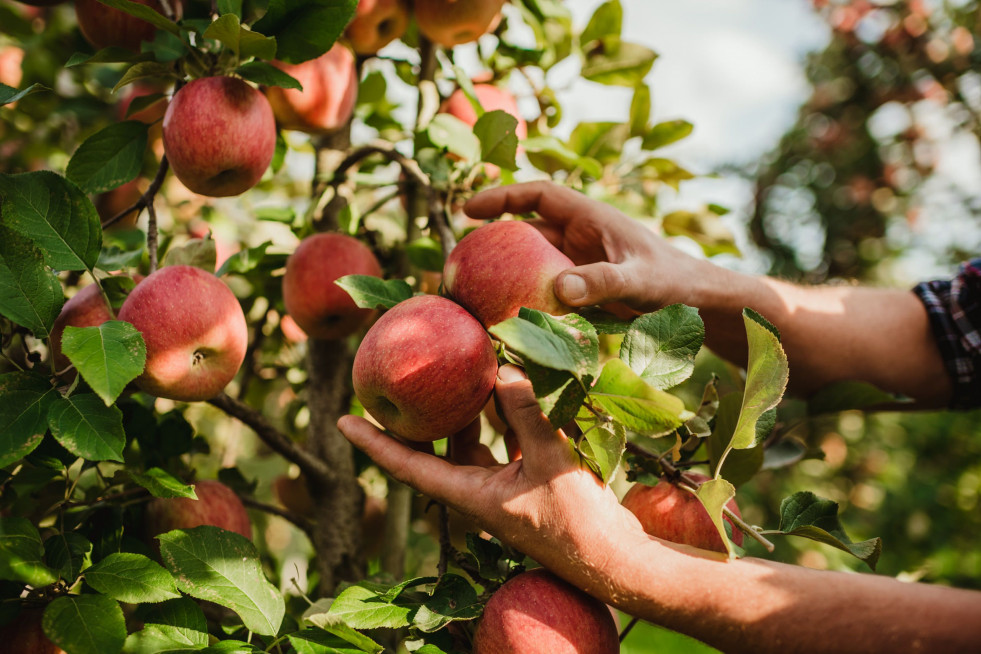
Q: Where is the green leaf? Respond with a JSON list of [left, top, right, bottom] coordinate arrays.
[[642, 120, 694, 151], [123, 597, 210, 653], [159, 526, 285, 636], [522, 135, 603, 179], [774, 492, 882, 570], [695, 477, 738, 557], [85, 552, 181, 603], [0, 171, 102, 272], [65, 47, 151, 67], [204, 14, 278, 60], [405, 237, 444, 273], [581, 40, 657, 87], [426, 114, 481, 162], [806, 380, 907, 415], [0, 225, 63, 339], [43, 595, 127, 654], [706, 393, 764, 487], [90, 0, 180, 34], [62, 321, 147, 406], [0, 517, 59, 586], [113, 61, 177, 93], [0, 82, 46, 105], [47, 393, 126, 462], [473, 110, 519, 171], [335, 275, 411, 310], [729, 309, 787, 450], [163, 237, 217, 272], [524, 361, 587, 428], [66, 121, 149, 195], [129, 467, 198, 499], [302, 599, 386, 653], [288, 628, 374, 654], [580, 0, 622, 46], [637, 157, 695, 191], [323, 583, 414, 630], [629, 83, 651, 136], [576, 306, 633, 334], [216, 242, 271, 277], [491, 312, 598, 380], [44, 532, 92, 582], [591, 359, 689, 436], [252, 0, 358, 64], [661, 210, 739, 258], [412, 574, 482, 632], [578, 418, 625, 484], [685, 376, 719, 438], [568, 121, 629, 164], [620, 304, 704, 390], [235, 61, 302, 90]]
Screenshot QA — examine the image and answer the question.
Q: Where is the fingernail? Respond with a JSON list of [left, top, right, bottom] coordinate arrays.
[[559, 274, 587, 301], [497, 364, 527, 384]]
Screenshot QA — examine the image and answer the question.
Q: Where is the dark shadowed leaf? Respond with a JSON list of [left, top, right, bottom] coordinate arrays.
[[772, 491, 882, 570], [252, 0, 357, 64], [0, 517, 59, 586], [43, 595, 127, 654], [47, 393, 126, 462], [66, 121, 149, 194], [0, 372, 59, 468]]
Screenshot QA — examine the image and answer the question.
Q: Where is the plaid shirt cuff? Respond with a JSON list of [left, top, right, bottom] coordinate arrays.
[[912, 258, 981, 410]]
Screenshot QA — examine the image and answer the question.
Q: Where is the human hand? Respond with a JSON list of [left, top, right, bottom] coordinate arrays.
[[464, 181, 714, 313], [337, 364, 650, 597]]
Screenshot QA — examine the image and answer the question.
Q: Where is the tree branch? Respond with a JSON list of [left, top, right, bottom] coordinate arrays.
[[207, 393, 334, 485], [240, 496, 315, 541]]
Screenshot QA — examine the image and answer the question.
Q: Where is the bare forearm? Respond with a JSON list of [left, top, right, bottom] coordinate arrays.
[[688, 263, 951, 406]]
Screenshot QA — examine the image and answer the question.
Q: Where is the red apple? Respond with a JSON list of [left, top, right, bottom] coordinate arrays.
[[352, 295, 498, 442], [145, 479, 252, 544], [441, 83, 528, 140], [0, 608, 64, 654], [280, 314, 308, 343], [344, 0, 409, 55], [621, 472, 743, 553], [473, 568, 619, 654], [74, 0, 179, 52], [443, 220, 574, 328], [0, 46, 24, 89], [162, 76, 276, 197], [49, 275, 143, 371], [282, 232, 383, 340], [117, 265, 248, 402], [414, 0, 505, 47], [265, 44, 358, 134]]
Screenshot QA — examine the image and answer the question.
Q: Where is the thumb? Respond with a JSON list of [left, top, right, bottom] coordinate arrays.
[[555, 262, 635, 308], [494, 365, 576, 477]]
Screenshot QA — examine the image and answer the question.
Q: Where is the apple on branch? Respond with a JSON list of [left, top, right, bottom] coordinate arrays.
[[352, 295, 498, 442], [162, 76, 276, 197], [145, 479, 252, 546], [117, 265, 247, 402], [443, 220, 574, 328], [441, 83, 528, 141], [621, 472, 743, 553], [265, 44, 358, 134], [344, 0, 409, 55], [74, 0, 181, 52], [282, 232, 383, 340], [473, 567, 620, 654], [414, 0, 506, 47]]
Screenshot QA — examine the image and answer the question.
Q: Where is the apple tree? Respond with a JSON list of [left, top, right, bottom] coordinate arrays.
[[0, 1, 894, 652]]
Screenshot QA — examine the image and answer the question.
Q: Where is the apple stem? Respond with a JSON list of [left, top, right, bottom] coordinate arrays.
[[207, 392, 335, 485]]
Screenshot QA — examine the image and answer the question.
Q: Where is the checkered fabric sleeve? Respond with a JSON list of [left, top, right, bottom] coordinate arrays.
[[912, 258, 981, 409]]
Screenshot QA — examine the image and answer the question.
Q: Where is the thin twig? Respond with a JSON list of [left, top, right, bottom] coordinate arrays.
[[101, 155, 170, 229], [619, 616, 639, 643], [240, 496, 315, 541], [207, 393, 334, 485]]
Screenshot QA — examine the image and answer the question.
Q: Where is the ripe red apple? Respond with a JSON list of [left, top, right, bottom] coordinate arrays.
[[280, 314, 308, 343], [0, 46, 24, 89], [145, 479, 252, 545], [352, 295, 498, 442], [162, 76, 276, 197], [443, 220, 574, 328], [282, 232, 383, 340], [473, 568, 619, 654], [0, 608, 64, 654], [441, 83, 528, 140], [621, 472, 743, 553], [414, 0, 505, 47], [265, 44, 358, 134], [117, 265, 248, 402], [344, 0, 409, 54], [75, 0, 179, 52]]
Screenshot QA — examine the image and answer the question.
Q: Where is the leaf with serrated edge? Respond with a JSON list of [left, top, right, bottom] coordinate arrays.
[[289, 628, 377, 654], [0, 225, 64, 339], [62, 321, 146, 406], [0, 517, 59, 586], [0, 371, 59, 467], [159, 526, 285, 635], [66, 121, 148, 194], [773, 491, 882, 569], [591, 359, 690, 436], [335, 275, 412, 310], [322, 583, 414, 630], [490, 318, 581, 375], [124, 597, 209, 653], [695, 477, 737, 558], [620, 304, 704, 390], [44, 532, 92, 582], [130, 467, 198, 499], [43, 595, 127, 654], [730, 309, 788, 450], [85, 552, 180, 603], [413, 574, 482, 632], [578, 419, 625, 484], [474, 110, 519, 171], [47, 394, 125, 462]]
